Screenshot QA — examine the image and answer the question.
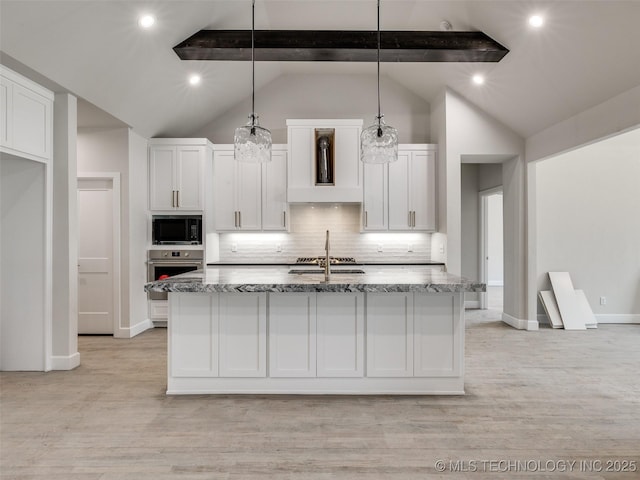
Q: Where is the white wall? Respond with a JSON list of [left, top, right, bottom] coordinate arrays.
[[218, 204, 432, 263], [439, 89, 527, 323], [51, 93, 79, 369], [460, 164, 504, 305], [1, 156, 46, 370], [479, 164, 502, 191], [460, 165, 479, 291], [77, 127, 150, 336], [192, 74, 430, 144], [127, 130, 149, 335], [429, 90, 447, 266], [536, 128, 640, 322], [487, 193, 504, 286], [526, 85, 640, 163], [525, 85, 640, 323]]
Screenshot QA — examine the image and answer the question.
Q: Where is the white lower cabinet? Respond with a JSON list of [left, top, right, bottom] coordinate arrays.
[[269, 292, 364, 378], [366, 293, 414, 377], [170, 293, 218, 378], [219, 293, 267, 377], [413, 293, 462, 377], [365, 292, 462, 378], [269, 293, 317, 377], [316, 292, 364, 377], [167, 291, 464, 394]]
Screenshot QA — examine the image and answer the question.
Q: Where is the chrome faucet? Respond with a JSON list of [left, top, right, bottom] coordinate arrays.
[[324, 229, 331, 281]]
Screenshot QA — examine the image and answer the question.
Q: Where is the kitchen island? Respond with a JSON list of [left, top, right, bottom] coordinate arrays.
[[144, 266, 484, 395]]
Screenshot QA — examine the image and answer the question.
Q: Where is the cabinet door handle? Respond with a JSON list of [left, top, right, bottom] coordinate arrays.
[[364, 211, 368, 227], [171, 190, 175, 208], [238, 211, 242, 228], [408, 211, 412, 227], [283, 210, 286, 228], [234, 211, 238, 228], [176, 190, 179, 208], [412, 211, 416, 227]]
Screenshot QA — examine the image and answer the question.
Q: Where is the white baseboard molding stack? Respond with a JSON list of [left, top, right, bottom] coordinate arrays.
[[538, 290, 563, 328], [541, 272, 598, 330], [539, 313, 639, 325]]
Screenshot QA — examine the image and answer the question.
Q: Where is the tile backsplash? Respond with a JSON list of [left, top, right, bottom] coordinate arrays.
[[218, 204, 432, 262]]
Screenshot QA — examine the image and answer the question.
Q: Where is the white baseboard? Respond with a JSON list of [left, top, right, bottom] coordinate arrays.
[[465, 300, 481, 309], [115, 318, 154, 338], [502, 312, 538, 331], [487, 281, 504, 287], [539, 313, 639, 325], [51, 352, 80, 370], [595, 314, 640, 324]]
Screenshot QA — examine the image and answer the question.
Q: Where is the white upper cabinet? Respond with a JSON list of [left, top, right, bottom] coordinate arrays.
[[148, 138, 211, 211], [287, 119, 363, 203], [0, 65, 53, 163], [406, 150, 436, 231], [213, 145, 288, 232], [364, 144, 437, 232], [362, 162, 388, 231], [262, 148, 289, 231]]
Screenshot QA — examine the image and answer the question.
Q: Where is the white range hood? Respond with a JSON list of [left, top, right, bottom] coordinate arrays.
[[287, 119, 363, 203]]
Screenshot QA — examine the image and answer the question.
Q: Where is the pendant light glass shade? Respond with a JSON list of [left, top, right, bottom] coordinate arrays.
[[234, 114, 272, 163], [234, 0, 272, 163], [361, 0, 398, 164], [361, 115, 398, 164]]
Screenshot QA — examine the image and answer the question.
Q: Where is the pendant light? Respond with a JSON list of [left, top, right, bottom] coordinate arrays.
[[234, 0, 272, 163], [360, 0, 398, 164]]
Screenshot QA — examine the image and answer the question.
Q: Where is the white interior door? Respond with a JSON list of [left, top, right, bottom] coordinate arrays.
[[77, 178, 114, 334], [480, 188, 504, 311]]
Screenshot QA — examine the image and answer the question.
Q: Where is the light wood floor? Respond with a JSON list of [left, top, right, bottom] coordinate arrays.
[[2, 312, 639, 479]]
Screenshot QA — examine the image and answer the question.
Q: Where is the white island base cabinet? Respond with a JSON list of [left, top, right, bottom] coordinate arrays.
[[167, 291, 464, 395]]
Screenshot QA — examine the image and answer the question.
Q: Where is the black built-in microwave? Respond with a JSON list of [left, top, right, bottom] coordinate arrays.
[[152, 215, 202, 245]]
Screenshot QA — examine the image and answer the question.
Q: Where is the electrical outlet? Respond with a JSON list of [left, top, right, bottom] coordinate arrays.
[[231, 243, 237, 252], [407, 244, 413, 252], [439, 244, 445, 254], [377, 244, 383, 252], [600, 296, 606, 305], [276, 244, 282, 252]]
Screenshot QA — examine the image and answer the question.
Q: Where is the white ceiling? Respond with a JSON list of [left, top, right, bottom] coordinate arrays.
[[1, 1, 639, 139]]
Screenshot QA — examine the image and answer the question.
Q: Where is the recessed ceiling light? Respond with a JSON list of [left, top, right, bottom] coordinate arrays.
[[189, 74, 201, 86], [529, 15, 544, 28], [138, 14, 155, 29], [472, 74, 485, 85]]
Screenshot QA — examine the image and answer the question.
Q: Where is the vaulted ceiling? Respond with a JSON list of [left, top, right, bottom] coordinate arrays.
[[2, 1, 639, 140]]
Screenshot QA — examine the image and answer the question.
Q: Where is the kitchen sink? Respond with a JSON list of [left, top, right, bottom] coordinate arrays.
[[288, 269, 365, 275]]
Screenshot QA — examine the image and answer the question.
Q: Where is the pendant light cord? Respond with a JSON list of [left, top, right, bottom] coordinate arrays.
[[376, 0, 383, 137], [252, 0, 256, 121]]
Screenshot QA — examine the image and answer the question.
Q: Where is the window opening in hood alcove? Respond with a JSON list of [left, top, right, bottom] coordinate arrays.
[[315, 128, 335, 185]]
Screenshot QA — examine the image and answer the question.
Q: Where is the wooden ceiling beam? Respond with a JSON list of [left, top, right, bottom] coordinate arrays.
[[173, 30, 509, 62]]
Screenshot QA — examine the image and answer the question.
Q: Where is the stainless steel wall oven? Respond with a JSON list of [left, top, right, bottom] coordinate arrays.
[[147, 249, 204, 300]]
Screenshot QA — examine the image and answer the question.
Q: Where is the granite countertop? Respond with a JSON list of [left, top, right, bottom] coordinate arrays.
[[145, 266, 484, 294], [206, 261, 446, 266]]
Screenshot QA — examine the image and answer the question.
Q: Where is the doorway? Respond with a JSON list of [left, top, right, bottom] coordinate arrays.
[[480, 187, 504, 311], [77, 174, 120, 334]]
